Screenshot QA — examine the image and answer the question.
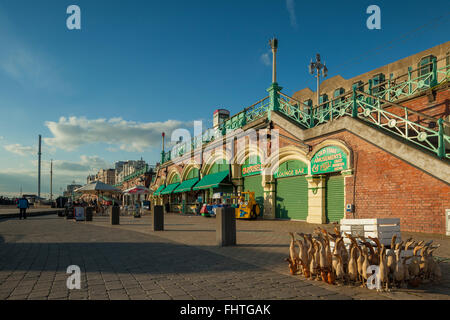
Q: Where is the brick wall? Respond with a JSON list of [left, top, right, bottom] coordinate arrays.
[[382, 88, 449, 127], [307, 131, 450, 234]]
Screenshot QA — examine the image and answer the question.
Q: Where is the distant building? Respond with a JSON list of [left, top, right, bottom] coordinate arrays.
[[98, 168, 115, 185], [63, 182, 82, 198], [87, 174, 97, 184], [115, 158, 147, 184]]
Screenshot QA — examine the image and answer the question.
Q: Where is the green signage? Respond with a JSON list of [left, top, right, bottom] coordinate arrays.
[[311, 146, 348, 174], [274, 160, 308, 179], [242, 163, 262, 177]]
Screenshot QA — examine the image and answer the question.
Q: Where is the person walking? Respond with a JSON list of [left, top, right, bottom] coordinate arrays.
[[17, 196, 29, 220]]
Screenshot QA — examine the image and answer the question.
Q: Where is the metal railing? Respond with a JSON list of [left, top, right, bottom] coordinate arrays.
[[160, 57, 449, 164], [161, 96, 270, 164]]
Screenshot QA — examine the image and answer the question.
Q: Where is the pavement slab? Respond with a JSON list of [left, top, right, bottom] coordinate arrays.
[[0, 214, 449, 300]]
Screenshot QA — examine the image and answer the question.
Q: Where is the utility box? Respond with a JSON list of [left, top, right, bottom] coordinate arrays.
[[216, 207, 236, 246], [340, 218, 401, 247], [153, 205, 164, 231]]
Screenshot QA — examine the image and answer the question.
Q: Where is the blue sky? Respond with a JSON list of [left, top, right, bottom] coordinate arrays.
[[0, 0, 448, 197]]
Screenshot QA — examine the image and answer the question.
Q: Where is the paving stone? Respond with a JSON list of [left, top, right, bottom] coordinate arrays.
[[149, 293, 172, 300], [8, 295, 29, 300], [1, 215, 449, 301]]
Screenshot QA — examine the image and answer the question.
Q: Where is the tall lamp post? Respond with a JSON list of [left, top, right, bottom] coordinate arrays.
[[309, 54, 328, 106]]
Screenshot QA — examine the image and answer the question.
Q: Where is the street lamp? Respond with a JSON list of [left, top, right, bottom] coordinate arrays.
[[309, 53, 328, 106], [269, 37, 278, 83]]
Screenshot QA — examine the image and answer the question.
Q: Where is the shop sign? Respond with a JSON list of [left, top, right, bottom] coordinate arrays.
[[311, 146, 348, 174], [242, 163, 262, 177], [274, 166, 307, 179]]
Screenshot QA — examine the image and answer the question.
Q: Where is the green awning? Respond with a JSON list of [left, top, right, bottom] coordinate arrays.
[[173, 178, 199, 193], [153, 184, 166, 196], [160, 183, 180, 195], [193, 171, 230, 191]]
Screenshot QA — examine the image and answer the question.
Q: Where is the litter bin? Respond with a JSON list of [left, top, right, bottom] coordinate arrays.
[[153, 205, 164, 231], [85, 207, 93, 221], [111, 206, 120, 225]]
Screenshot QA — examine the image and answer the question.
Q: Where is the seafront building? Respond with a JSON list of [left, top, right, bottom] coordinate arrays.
[[150, 41, 450, 235]]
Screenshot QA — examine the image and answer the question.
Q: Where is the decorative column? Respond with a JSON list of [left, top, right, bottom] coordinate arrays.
[[181, 193, 187, 214], [231, 163, 243, 194], [306, 175, 326, 224], [262, 174, 276, 219], [267, 82, 282, 122]]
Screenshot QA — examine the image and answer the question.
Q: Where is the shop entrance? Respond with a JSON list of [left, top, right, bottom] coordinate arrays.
[[325, 174, 344, 222], [275, 175, 308, 220], [243, 174, 264, 216]]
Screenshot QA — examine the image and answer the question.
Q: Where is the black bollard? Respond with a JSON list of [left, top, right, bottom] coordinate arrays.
[[153, 205, 164, 231], [216, 207, 236, 246], [85, 207, 93, 221], [111, 206, 120, 225]]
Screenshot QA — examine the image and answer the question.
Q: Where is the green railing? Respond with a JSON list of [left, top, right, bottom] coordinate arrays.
[[278, 92, 311, 129], [114, 164, 155, 187], [352, 90, 448, 159], [161, 57, 449, 164], [161, 96, 270, 163]]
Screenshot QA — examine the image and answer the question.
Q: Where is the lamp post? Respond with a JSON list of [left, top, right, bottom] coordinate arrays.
[[269, 38, 278, 83], [309, 54, 328, 106]]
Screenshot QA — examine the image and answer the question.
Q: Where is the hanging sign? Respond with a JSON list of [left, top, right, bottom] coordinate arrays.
[[311, 146, 348, 174], [242, 163, 262, 177]]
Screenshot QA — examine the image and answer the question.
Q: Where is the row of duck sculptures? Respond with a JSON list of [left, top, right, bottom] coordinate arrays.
[[286, 227, 445, 291]]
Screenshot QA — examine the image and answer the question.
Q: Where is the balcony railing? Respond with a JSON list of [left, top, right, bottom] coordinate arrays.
[[160, 57, 449, 164]]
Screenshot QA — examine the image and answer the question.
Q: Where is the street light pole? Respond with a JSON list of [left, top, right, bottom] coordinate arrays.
[[309, 54, 328, 106], [269, 38, 278, 83]]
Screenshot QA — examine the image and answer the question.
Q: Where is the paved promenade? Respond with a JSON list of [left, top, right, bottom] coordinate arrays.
[[0, 207, 63, 218], [0, 213, 449, 300]]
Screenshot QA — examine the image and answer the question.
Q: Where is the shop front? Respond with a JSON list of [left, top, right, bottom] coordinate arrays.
[[193, 169, 234, 204], [173, 178, 200, 214], [160, 173, 181, 212], [274, 159, 309, 220], [310, 145, 348, 223], [242, 157, 264, 217]]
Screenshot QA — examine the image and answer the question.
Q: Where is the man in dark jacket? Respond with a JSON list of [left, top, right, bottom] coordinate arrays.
[[17, 196, 29, 220]]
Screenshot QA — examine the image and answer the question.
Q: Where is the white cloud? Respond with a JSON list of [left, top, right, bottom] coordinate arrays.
[[261, 51, 271, 66], [44, 116, 191, 152], [286, 0, 298, 29], [32, 155, 111, 174], [4, 144, 35, 156]]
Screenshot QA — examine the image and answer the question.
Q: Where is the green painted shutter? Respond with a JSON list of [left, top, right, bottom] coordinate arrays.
[[325, 175, 344, 223], [276, 176, 308, 220], [243, 174, 264, 215]]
